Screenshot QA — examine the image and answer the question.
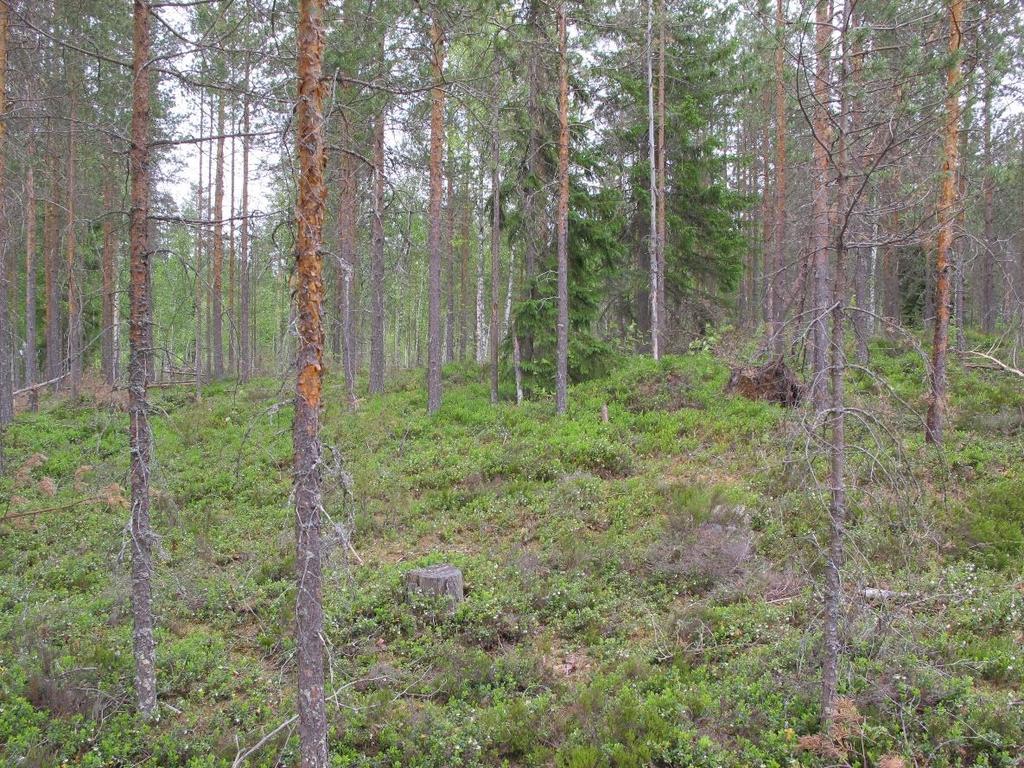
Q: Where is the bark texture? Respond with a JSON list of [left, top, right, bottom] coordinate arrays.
[[294, 0, 329, 763], [128, 0, 157, 718], [926, 0, 964, 445], [822, 11, 853, 722]]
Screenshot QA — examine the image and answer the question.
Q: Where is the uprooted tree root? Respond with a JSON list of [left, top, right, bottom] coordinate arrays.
[[726, 358, 803, 407]]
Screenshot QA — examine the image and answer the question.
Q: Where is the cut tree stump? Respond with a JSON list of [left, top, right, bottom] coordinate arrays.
[[405, 563, 464, 605], [726, 358, 803, 407]]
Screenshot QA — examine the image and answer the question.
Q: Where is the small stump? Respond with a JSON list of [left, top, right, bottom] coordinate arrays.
[[405, 563, 464, 606]]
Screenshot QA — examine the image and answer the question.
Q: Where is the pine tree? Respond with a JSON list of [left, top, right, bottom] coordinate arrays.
[[293, 0, 329, 762]]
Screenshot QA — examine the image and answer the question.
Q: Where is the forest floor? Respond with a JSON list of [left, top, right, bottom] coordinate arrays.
[[1, 341, 1023, 767]]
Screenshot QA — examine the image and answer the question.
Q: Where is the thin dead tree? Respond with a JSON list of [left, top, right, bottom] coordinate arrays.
[[821, 0, 855, 723]]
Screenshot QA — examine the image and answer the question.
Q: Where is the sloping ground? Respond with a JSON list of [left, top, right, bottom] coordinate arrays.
[[1, 349, 1022, 767]]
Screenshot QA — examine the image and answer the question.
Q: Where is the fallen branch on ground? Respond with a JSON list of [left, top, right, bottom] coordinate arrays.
[[13, 374, 68, 396], [965, 350, 1024, 378], [1, 497, 107, 525]]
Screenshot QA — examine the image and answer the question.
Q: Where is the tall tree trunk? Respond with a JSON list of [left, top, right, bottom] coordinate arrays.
[[212, 95, 225, 379], [504, 248, 515, 336], [332, 110, 346, 360], [0, 0, 10, 425], [128, 0, 157, 718], [646, 0, 660, 360], [822, 214, 849, 730], [459, 183, 471, 361], [656, 0, 667, 345], [953, 88, 970, 356], [445, 160, 456, 364], [338, 108, 357, 408], [980, 63, 995, 334], [760, 123, 772, 328], [522, 0, 549, 365], [25, 157, 38, 405], [555, 2, 570, 415], [770, 0, 786, 356], [228, 117, 236, 375], [294, 0, 329, 763], [194, 89, 205, 396], [205, 94, 213, 379], [881, 183, 901, 328], [822, 10, 852, 723], [475, 204, 486, 363], [809, 0, 832, 411], [44, 145, 60, 391], [489, 55, 501, 404], [66, 92, 82, 397], [239, 58, 252, 382], [426, 6, 445, 415], [145, 173, 155, 383], [102, 177, 117, 385], [926, 0, 963, 446], [850, 19, 870, 366], [369, 107, 386, 394]]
